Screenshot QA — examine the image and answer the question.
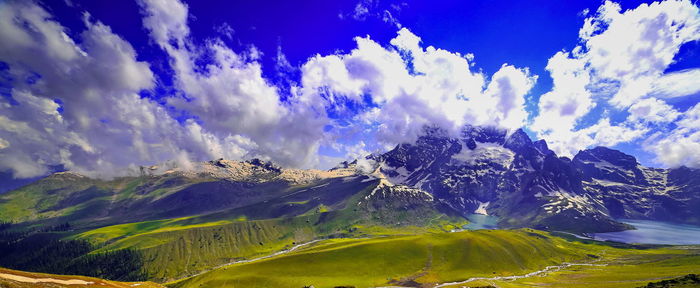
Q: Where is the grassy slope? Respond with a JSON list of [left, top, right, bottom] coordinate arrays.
[[0, 175, 100, 223], [0, 267, 164, 288], [0, 172, 277, 228], [168, 229, 610, 288], [0, 175, 157, 226], [69, 179, 466, 281]]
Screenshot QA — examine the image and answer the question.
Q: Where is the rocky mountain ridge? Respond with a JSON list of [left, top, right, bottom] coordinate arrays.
[[364, 125, 700, 232], [138, 158, 357, 184]]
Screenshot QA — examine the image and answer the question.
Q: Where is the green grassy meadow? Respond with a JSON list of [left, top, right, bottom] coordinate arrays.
[[70, 209, 463, 281], [165, 229, 700, 288]]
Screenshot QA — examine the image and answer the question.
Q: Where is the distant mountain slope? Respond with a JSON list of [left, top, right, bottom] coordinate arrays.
[[575, 147, 700, 225], [0, 159, 358, 227], [371, 126, 623, 232], [58, 174, 466, 281]]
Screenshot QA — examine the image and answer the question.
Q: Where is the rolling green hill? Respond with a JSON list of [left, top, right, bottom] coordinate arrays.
[[168, 229, 700, 288]]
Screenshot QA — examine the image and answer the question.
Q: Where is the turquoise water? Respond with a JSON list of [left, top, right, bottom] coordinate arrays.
[[592, 219, 700, 245], [462, 214, 499, 230]]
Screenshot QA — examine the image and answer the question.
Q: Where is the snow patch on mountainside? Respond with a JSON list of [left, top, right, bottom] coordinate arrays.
[[540, 189, 596, 216], [587, 179, 626, 187], [361, 165, 434, 201], [365, 179, 433, 201], [474, 201, 489, 215], [580, 159, 637, 179]]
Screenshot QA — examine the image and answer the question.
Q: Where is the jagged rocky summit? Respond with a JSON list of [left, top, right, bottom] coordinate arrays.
[[365, 125, 700, 233]]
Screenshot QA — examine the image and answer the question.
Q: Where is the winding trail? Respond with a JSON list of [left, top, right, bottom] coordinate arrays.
[[173, 236, 607, 288], [432, 262, 606, 287]]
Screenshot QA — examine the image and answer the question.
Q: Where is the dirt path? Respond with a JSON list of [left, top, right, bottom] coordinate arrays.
[[432, 262, 606, 287], [389, 244, 434, 287], [0, 272, 94, 285]]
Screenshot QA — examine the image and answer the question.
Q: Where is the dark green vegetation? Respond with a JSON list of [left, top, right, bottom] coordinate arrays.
[[638, 274, 700, 288], [0, 223, 147, 281]]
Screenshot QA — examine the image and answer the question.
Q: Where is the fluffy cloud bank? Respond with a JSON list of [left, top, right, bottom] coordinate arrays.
[[300, 28, 535, 146], [0, 0, 699, 179], [0, 1, 282, 178], [139, 0, 329, 168], [532, 0, 700, 166], [645, 103, 700, 167]]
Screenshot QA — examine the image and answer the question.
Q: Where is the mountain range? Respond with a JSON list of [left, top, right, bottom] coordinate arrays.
[[2, 125, 699, 235], [371, 125, 700, 233]]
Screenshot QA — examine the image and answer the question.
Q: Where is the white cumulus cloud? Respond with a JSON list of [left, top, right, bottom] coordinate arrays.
[[645, 103, 700, 167], [532, 0, 700, 160], [300, 28, 535, 147], [139, 0, 331, 168], [0, 1, 279, 178]]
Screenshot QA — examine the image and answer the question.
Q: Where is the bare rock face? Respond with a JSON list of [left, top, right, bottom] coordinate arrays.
[[574, 148, 700, 225], [157, 157, 357, 185]]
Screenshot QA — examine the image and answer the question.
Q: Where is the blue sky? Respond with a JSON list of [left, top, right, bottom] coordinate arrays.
[[0, 0, 699, 178]]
